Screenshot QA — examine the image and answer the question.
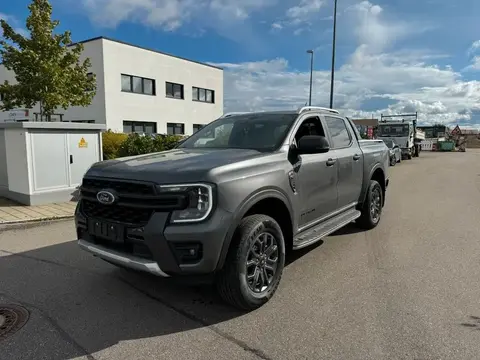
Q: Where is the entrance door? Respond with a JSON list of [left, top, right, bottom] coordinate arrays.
[[68, 133, 99, 187]]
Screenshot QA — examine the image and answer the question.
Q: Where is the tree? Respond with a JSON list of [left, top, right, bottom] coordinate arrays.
[[0, 0, 96, 118]]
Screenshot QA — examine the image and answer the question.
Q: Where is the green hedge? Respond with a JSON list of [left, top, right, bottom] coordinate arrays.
[[102, 130, 184, 160]]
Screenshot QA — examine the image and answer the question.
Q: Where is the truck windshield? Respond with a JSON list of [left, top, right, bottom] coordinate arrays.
[[378, 124, 409, 137], [178, 113, 298, 152]]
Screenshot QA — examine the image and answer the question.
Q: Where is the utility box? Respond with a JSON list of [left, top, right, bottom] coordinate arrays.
[[0, 122, 105, 205]]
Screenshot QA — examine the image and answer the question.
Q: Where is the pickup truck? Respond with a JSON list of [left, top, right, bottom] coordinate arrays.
[[76, 106, 390, 310]]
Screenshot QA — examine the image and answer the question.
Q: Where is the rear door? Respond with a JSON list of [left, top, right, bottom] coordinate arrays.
[[324, 116, 363, 209], [290, 116, 339, 228]]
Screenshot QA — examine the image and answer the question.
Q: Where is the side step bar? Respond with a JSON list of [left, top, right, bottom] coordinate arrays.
[[293, 209, 361, 250]]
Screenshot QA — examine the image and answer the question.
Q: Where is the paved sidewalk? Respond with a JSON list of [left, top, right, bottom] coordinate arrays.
[[0, 197, 77, 224]]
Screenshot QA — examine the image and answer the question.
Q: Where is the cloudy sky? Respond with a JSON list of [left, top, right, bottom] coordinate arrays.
[[1, 0, 480, 126]]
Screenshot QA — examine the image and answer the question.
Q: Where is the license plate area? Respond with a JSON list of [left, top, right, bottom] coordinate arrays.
[[88, 219, 124, 243]]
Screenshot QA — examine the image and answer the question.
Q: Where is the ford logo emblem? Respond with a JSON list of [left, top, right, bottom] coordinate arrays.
[[96, 190, 116, 205]]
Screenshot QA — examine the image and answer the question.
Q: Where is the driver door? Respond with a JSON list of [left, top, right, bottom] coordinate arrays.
[[290, 116, 338, 229]]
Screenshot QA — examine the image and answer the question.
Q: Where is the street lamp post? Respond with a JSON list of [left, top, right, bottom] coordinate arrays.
[[329, 0, 338, 109], [307, 49, 314, 106]]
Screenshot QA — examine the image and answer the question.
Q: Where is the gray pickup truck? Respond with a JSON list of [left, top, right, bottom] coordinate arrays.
[[76, 106, 390, 310]]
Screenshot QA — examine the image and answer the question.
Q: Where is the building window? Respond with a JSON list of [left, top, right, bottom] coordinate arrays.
[[192, 87, 215, 103], [166, 82, 184, 99], [121, 74, 156, 95], [85, 72, 95, 92], [193, 124, 205, 133], [123, 121, 157, 134], [167, 123, 185, 135]]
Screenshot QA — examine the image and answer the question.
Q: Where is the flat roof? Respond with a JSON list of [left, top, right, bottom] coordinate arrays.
[[69, 36, 223, 71]]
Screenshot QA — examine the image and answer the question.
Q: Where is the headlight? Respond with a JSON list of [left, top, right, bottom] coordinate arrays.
[[157, 183, 214, 223]]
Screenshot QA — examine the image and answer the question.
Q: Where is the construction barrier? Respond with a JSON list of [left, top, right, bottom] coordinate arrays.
[[421, 140, 435, 151]]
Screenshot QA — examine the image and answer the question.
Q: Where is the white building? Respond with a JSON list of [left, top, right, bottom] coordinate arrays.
[[0, 36, 224, 135]]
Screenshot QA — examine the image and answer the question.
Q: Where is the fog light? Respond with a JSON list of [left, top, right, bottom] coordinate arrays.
[[172, 243, 202, 264]]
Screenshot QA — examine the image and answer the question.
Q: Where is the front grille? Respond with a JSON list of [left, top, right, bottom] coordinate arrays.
[[80, 177, 187, 225], [81, 199, 153, 224]]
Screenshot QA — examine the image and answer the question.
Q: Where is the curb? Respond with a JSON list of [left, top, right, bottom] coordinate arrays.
[[0, 216, 74, 231]]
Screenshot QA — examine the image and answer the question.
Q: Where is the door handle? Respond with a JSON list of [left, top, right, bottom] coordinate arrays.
[[353, 154, 361, 161], [70, 155, 73, 164], [326, 158, 336, 167]]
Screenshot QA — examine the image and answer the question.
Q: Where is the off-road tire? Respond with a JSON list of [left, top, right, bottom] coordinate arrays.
[[216, 214, 285, 311], [356, 179, 383, 230]]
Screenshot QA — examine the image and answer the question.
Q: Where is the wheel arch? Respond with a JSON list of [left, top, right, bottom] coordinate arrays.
[[216, 188, 294, 270], [358, 165, 386, 208]]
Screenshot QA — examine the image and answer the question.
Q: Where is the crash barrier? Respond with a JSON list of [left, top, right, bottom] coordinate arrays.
[[421, 140, 434, 151]]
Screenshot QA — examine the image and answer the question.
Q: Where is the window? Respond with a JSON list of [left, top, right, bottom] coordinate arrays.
[[123, 121, 157, 134], [192, 87, 215, 103], [167, 123, 185, 135], [166, 82, 184, 99], [85, 73, 95, 92], [178, 113, 297, 151], [324, 116, 352, 148], [121, 74, 156, 95], [193, 124, 205, 133]]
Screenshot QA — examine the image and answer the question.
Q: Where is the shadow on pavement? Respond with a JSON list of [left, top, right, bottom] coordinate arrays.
[[460, 316, 480, 330], [0, 238, 318, 359], [329, 222, 363, 236]]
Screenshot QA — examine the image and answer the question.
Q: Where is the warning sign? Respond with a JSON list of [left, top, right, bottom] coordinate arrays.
[[451, 125, 462, 136], [78, 137, 88, 148]]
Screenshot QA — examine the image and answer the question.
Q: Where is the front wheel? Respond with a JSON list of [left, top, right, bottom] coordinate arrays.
[[216, 214, 285, 310], [356, 179, 383, 230]]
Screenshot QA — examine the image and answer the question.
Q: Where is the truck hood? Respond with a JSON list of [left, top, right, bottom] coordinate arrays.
[[85, 148, 266, 184]]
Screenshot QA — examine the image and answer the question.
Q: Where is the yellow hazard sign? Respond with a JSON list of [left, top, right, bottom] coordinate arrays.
[[78, 137, 88, 148]]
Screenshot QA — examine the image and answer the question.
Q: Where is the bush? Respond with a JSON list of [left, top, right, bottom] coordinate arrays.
[[116, 133, 184, 158], [102, 130, 128, 160]]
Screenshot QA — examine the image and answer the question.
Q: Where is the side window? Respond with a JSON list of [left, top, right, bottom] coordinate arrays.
[[324, 116, 352, 148], [294, 117, 325, 145]]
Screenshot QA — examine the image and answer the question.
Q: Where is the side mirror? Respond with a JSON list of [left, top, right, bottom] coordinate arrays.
[[296, 135, 330, 154]]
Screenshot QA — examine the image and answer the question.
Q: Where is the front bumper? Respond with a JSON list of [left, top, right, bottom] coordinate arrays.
[[78, 239, 170, 276], [76, 201, 233, 277]]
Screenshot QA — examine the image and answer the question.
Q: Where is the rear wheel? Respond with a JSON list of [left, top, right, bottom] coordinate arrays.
[[216, 214, 285, 310], [356, 180, 383, 230], [390, 156, 396, 166]]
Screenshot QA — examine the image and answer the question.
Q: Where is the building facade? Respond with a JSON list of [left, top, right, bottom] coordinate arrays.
[[0, 37, 224, 136]]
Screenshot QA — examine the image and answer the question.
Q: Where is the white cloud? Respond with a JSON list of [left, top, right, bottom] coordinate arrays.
[[286, 0, 324, 25], [79, 0, 276, 30], [215, 51, 480, 125], [347, 1, 430, 53], [0, 12, 29, 39], [464, 40, 480, 71], [211, 2, 480, 126], [468, 40, 480, 55], [270, 0, 325, 32]]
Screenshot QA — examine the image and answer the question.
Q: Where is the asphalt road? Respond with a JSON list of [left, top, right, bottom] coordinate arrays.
[[1, 150, 480, 360]]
